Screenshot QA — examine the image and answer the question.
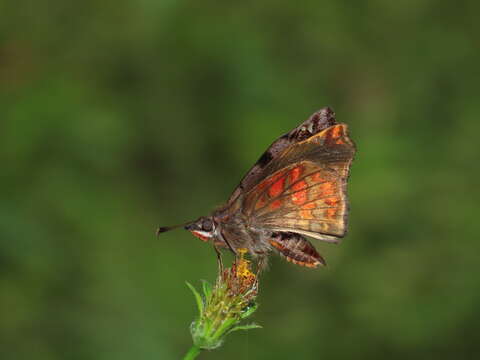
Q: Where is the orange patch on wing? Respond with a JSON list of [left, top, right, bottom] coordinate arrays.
[[292, 180, 307, 192], [324, 197, 339, 206], [255, 194, 268, 209], [270, 199, 283, 210], [312, 172, 326, 183], [316, 182, 335, 197], [258, 170, 286, 191], [300, 209, 314, 219], [269, 176, 286, 197], [324, 124, 347, 146], [291, 180, 308, 205], [257, 181, 267, 191], [325, 208, 338, 219], [289, 166, 303, 183], [302, 202, 316, 210], [331, 125, 343, 139], [292, 191, 307, 205]]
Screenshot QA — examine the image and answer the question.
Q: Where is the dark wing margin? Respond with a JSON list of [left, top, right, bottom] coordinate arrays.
[[259, 124, 355, 180], [227, 107, 337, 205]]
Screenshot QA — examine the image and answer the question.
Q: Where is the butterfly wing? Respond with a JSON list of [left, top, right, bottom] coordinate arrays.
[[242, 123, 355, 243], [227, 107, 337, 205]]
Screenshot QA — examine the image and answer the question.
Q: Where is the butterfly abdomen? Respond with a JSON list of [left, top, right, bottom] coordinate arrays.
[[269, 232, 326, 268]]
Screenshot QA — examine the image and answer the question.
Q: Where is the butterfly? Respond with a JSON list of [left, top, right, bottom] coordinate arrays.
[[158, 107, 356, 268]]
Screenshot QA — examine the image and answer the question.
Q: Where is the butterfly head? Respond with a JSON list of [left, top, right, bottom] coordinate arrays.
[[184, 216, 216, 242]]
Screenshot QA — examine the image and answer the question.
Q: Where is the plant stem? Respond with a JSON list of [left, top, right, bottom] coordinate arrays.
[[183, 345, 202, 360]]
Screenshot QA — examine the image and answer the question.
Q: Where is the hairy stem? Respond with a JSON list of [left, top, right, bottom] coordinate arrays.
[[183, 345, 201, 360]]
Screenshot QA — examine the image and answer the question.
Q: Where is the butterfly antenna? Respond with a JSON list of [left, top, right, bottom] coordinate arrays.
[[156, 221, 191, 237]]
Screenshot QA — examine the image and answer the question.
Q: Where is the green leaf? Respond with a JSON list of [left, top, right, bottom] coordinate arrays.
[[240, 302, 258, 319], [228, 323, 262, 333], [201, 280, 212, 301], [212, 317, 237, 339], [186, 281, 204, 316]]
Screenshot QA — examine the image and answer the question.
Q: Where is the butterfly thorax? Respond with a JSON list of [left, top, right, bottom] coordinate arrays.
[[210, 201, 269, 255]]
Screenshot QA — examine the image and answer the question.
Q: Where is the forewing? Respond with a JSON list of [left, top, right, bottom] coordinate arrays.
[[243, 124, 355, 243], [227, 107, 337, 205]]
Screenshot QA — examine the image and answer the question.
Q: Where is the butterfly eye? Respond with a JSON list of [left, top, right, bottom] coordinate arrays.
[[202, 219, 213, 232]]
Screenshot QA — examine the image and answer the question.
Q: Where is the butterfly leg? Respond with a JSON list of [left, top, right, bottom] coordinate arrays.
[[255, 254, 269, 275], [213, 243, 224, 273]]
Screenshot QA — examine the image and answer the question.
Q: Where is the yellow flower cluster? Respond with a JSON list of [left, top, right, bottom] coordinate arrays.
[[235, 248, 256, 288]]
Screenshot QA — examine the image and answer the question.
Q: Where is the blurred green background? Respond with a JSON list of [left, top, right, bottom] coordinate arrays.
[[1, 1, 479, 359]]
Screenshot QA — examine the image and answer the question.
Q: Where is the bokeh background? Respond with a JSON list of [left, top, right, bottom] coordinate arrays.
[[1, 1, 479, 359]]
